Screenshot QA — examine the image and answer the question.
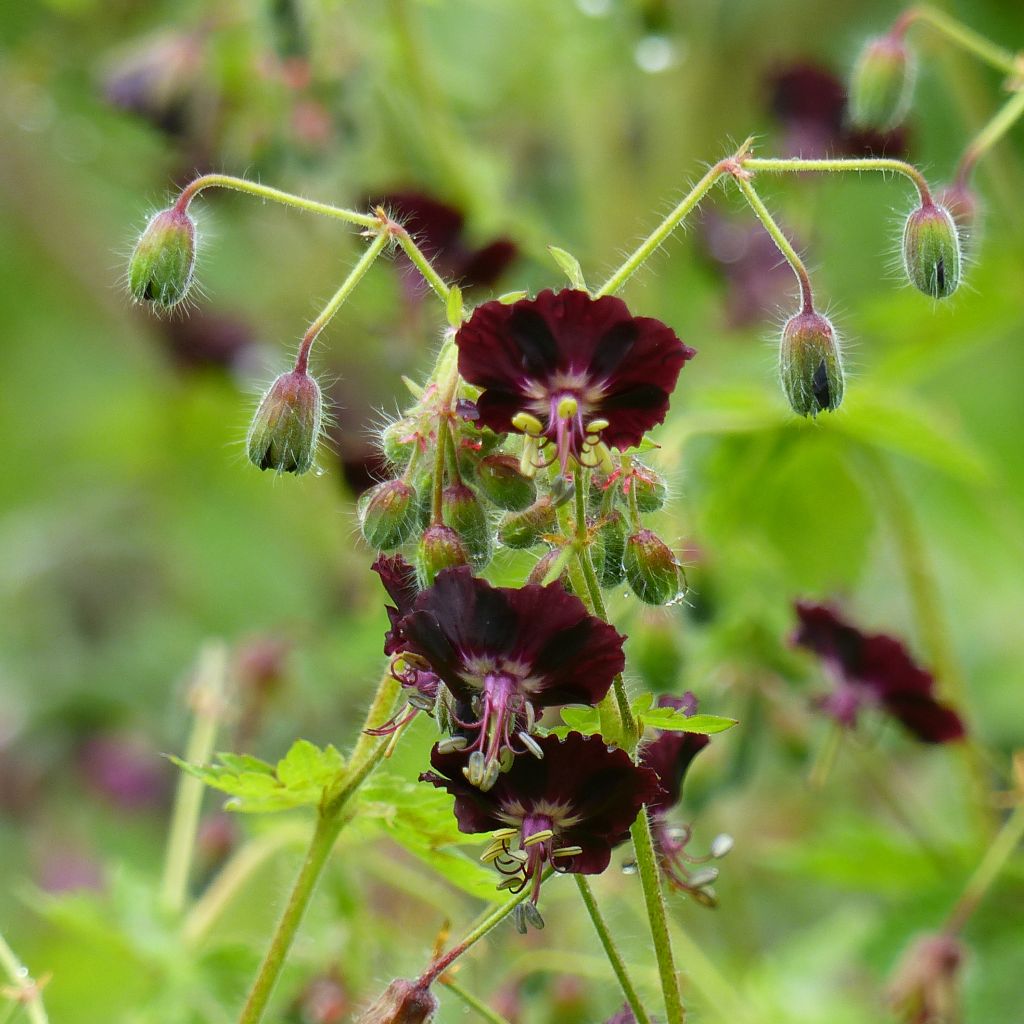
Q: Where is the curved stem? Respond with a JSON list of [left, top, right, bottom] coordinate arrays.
[[630, 813, 685, 1024], [440, 980, 512, 1024], [395, 230, 452, 304], [894, 5, 1019, 76], [575, 875, 654, 1024], [596, 160, 730, 297], [0, 931, 49, 1024], [174, 174, 376, 227], [295, 231, 390, 373], [161, 641, 228, 914], [742, 156, 934, 206], [955, 87, 1024, 185], [731, 174, 815, 314]]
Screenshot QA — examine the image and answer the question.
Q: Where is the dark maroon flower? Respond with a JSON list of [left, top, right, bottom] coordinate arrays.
[[396, 568, 625, 788], [639, 694, 721, 904], [793, 602, 965, 744], [372, 190, 517, 291], [456, 289, 694, 472], [422, 732, 659, 915], [768, 62, 908, 159], [366, 556, 440, 738], [639, 693, 710, 816]]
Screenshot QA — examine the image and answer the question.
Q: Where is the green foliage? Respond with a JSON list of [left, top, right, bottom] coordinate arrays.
[[171, 740, 345, 813]]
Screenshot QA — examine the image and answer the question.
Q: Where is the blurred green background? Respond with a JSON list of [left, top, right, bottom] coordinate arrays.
[[1, 0, 1023, 1021]]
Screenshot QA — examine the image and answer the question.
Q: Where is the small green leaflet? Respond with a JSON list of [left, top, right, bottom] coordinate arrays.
[[547, 246, 587, 291], [638, 708, 738, 734], [170, 739, 346, 813]]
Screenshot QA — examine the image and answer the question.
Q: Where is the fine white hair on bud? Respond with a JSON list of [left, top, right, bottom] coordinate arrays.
[[778, 309, 844, 417], [902, 203, 962, 299], [848, 34, 914, 131], [128, 207, 197, 309], [246, 368, 323, 475]]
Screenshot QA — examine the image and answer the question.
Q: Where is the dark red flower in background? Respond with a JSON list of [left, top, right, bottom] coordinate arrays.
[[422, 731, 659, 916], [793, 602, 965, 743], [638, 693, 721, 903], [371, 191, 517, 292], [456, 289, 694, 472], [394, 568, 625, 788]]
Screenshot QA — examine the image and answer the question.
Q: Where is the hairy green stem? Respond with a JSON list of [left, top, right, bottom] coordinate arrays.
[[296, 231, 390, 372], [396, 231, 452, 304], [894, 5, 1020, 76], [743, 155, 933, 205], [174, 174, 376, 227], [956, 86, 1024, 184], [944, 797, 1024, 934], [575, 875, 654, 1024], [440, 980, 512, 1024], [0, 931, 49, 1024], [731, 174, 815, 313], [596, 159, 730, 296], [630, 813, 685, 1024], [161, 641, 229, 914]]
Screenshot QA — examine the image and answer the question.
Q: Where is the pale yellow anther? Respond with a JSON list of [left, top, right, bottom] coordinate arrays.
[[519, 437, 539, 479], [579, 447, 599, 468], [556, 395, 579, 420], [496, 876, 522, 890], [587, 418, 609, 433], [480, 842, 508, 863], [552, 845, 583, 858], [512, 411, 545, 435], [522, 828, 554, 847], [596, 442, 615, 474], [492, 828, 519, 840]]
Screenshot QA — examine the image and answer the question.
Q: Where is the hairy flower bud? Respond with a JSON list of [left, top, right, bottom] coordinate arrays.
[[358, 479, 418, 549], [848, 35, 913, 131], [441, 482, 492, 568], [246, 369, 323, 474], [474, 454, 536, 511], [417, 524, 469, 586], [497, 496, 556, 549], [525, 546, 572, 589], [380, 418, 419, 470], [902, 203, 961, 299], [128, 207, 196, 309], [936, 182, 981, 237], [778, 309, 844, 417], [595, 510, 627, 588], [624, 529, 682, 605], [630, 463, 668, 512], [355, 978, 438, 1024]]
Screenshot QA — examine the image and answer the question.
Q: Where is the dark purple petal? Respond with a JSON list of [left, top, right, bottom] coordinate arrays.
[[456, 238, 518, 289], [793, 602, 965, 744], [372, 555, 419, 656], [640, 693, 710, 814]]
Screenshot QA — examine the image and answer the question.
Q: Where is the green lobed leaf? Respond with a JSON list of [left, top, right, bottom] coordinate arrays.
[[169, 739, 346, 814], [558, 705, 603, 734], [547, 245, 588, 290], [639, 708, 738, 734]]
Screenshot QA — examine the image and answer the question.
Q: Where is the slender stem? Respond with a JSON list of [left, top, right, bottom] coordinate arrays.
[[742, 156, 933, 205], [596, 159, 730, 296], [570, 467, 636, 748], [894, 5, 1020, 76], [161, 642, 228, 914], [575, 875, 654, 1024], [731, 174, 814, 313], [944, 798, 1024, 934], [183, 825, 310, 947], [237, 812, 345, 1024], [0, 931, 49, 1024], [174, 174, 376, 226], [440, 980, 513, 1024], [630, 813, 685, 1024], [807, 720, 843, 790], [395, 231, 452, 304], [956, 87, 1024, 185], [419, 875, 550, 985], [295, 231, 390, 373], [349, 665, 403, 768]]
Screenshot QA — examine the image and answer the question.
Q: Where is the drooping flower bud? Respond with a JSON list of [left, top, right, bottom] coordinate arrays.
[[380, 418, 419, 470], [474, 454, 536, 511], [525, 546, 572, 590], [630, 463, 668, 512], [128, 207, 197, 309], [246, 369, 323, 474], [778, 309, 844, 417], [624, 529, 682, 605], [594, 510, 627, 588], [902, 202, 961, 299], [416, 524, 469, 586], [441, 482, 492, 568], [848, 35, 914, 131], [358, 479, 418, 549], [355, 978, 438, 1024], [497, 496, 556, 549]]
